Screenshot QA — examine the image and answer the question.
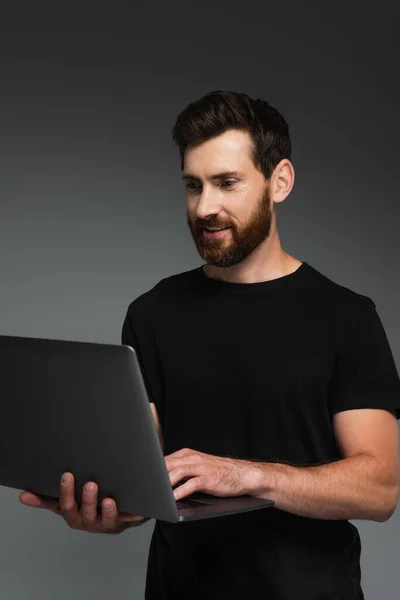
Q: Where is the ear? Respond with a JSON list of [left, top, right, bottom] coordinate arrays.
[[270, 159, 295, 204]]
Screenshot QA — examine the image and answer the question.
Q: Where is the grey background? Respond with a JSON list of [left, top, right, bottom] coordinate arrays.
[[1, 8, 399, 599]]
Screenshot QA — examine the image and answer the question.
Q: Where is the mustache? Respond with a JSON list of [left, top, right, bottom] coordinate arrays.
[[194, 222, 231, 229]]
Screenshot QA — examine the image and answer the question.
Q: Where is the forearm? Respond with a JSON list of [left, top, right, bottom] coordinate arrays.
[[246, 454, 399, 522]]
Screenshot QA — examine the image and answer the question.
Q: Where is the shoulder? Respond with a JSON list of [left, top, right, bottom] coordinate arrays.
[[124, 266, 200, 318], [304, 263, 376, 319]]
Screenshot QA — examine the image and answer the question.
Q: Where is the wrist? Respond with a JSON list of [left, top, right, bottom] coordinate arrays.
[[242, 460, 276, 497]]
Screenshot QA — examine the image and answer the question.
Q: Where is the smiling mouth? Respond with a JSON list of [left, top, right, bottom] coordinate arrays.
[[204, 227, 229, 231], [202, 227, 231, 239]]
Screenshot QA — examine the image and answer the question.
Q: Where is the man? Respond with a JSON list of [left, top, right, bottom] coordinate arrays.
[[20, 90, 400, 599]]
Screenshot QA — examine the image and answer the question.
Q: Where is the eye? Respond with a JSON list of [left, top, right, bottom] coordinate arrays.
[[222, 180, 236, 188], [185, 180, 236, 192]]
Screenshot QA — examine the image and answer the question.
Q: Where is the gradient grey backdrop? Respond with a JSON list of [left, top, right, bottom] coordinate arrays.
[[1, 8, 399, 600]]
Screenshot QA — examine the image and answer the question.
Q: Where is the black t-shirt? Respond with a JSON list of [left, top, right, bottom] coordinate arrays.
[[121, 261, 400, 600]]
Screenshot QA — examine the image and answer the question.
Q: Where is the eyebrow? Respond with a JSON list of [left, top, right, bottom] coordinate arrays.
[[181, 170, 244, 181]]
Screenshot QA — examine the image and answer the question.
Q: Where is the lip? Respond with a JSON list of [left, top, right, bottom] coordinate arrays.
[[202, 227, 230, 239]]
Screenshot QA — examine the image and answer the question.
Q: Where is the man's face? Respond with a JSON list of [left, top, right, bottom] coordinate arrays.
[[184, 129, 274, 268]]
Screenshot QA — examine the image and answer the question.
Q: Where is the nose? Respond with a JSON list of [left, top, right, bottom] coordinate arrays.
[[194, 188, 222, 220]]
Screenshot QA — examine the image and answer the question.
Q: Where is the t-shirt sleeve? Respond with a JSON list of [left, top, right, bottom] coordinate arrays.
[[329, 297, 400, 420], [121, 301, 161, 407], [121, 303, 141, 354]]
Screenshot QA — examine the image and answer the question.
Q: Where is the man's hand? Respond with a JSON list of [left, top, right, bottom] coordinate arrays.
[[19, 472, 148, 534], [165, 448, 256, 501]]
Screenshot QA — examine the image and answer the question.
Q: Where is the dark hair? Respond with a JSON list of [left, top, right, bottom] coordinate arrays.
[[171, 90, 292, 181]]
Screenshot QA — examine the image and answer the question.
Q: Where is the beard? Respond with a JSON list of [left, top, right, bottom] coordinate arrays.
[[187, 183, 273, 268]]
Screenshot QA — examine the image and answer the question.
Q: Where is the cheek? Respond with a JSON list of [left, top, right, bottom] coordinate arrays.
[[229, 209, 248, 228], [187, 202, 201, 221], [186, 207, 196, 223]]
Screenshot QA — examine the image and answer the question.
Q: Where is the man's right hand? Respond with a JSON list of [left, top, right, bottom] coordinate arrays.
[[19, 472, 148, 534]]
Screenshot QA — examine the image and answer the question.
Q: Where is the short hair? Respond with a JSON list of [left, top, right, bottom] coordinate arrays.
[[171, 90, 292, 180]]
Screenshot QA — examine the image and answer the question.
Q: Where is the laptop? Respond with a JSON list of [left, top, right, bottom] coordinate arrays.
[[0, 334, 274, 522]]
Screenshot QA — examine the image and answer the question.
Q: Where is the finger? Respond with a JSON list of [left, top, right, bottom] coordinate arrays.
[[100, 498, 119, 531], [119, 511, 148, 524], [19, 491, 60, 513], [80, 482, 99, 527], [169, 465, 199, 488], [59, 473, 80, 525], [173, 477, 204, 500]]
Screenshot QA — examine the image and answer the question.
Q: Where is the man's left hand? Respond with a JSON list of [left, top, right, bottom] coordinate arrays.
[[165, 448, 259, 501]]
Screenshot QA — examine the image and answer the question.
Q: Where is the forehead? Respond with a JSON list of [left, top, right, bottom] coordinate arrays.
[[183, 129, 254, 178]]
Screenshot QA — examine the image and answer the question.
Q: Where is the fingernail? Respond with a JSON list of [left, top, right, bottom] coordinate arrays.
[[61, 475, 71, 486]]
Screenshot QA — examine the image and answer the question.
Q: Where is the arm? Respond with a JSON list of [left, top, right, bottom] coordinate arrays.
[[247, 408, 400, 522], [150, 402, 164, 453]]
